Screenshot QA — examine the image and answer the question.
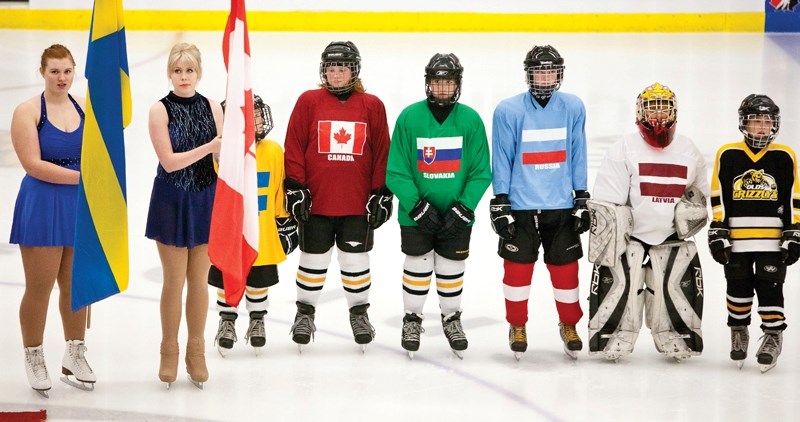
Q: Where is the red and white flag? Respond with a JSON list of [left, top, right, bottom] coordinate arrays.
[[208, 0, 258, 307], [318, 120, 367, 155]]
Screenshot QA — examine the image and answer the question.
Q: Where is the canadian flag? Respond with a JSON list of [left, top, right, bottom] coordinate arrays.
[[208, 0, 258, 307]]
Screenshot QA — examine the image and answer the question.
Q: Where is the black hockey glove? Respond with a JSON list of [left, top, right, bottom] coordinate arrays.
[[489, 194, 516, 240], [284, 178, 311, 223], [409, 199, 441, 235], [707, 222, 732, 265], [780, 224, 800, 266], [440, 203, 475, 239], [366, 186, 394, 230], [572, 190, 591, 234], [276, 217, 299, 255]]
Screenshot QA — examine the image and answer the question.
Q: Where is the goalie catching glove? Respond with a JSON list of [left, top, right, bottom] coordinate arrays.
[[489, 194, 515, 239], [707, 222, 731, 265], [781, 224, 800, 265], [284, 178, 311, 223], [276, 217, 299, 255], [366, 186, 394, 229]]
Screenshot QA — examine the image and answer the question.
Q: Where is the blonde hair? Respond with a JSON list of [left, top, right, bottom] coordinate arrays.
[[40, 44, 75, 74], [167, 42, 202, 79]]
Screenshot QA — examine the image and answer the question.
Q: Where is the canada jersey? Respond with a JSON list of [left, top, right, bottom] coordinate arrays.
[[711, 141, 799, 253], [283, 88, 390, 216], [254, 139, 290, 266], [492, 91, 588, 210], [386, 100, 492, 226], [592, 133, 710, 246]]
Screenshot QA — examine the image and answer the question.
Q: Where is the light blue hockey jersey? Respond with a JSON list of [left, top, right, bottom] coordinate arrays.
[[491, 91, 588, 210]]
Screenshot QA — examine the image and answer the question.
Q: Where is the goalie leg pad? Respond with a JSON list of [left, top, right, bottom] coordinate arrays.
[[588, 241, 646, 359], [645, 241, 704, 359], [587, 200, 634, 267]]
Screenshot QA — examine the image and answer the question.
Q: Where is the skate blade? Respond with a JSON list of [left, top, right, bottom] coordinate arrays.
[[217, 346, 230, 358], [736, 360, 745, 370], [360, 344, 368, 353], [297, 344, 305, 354], [60, 376, 95, 391], [760, 363, 777, 373], [451, 349, 464, 360], [165, 381, 172, 390], [513, 352, 524, 361], [563, 345, 579, 360], [33, 388, 50, 398], [253, 347, 262, 357], [187, 374, 204, 390], [406, 351, 415, 360]]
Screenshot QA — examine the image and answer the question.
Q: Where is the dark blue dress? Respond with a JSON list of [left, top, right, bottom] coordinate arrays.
[[145, 92, 217, 248], [10, 93, 84, 247]]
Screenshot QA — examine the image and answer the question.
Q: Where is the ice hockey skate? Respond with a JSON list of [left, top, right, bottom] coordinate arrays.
[[245, 312, 267, 355], [756, 329, 783, 373], [730, 326, 749, 369], [290, 301, 316, 353], [349, 304, 376, 352], [508, 324, 527, 361], [214, 313, 238, 358], [25, 345, 51, 398], [401, 313, 424, 359], [60, 340, 96, 392], [558, 323, 583, 360], [442, 311, 468, 359]]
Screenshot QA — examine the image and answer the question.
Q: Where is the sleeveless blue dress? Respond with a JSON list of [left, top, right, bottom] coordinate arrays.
[[10, 93, 84, 247], [145, 92, 217, 248]]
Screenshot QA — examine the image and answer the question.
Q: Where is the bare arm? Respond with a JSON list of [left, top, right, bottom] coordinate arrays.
[[10, 98, 80, 184], [148, 101, 221, 173]]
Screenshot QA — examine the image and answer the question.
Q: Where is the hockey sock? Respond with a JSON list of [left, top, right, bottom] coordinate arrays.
[[216, 288, 237, 314], [503, 259, 534, 326], [295, 248, 333, 307], [402, 252, 434, 315], [547, 261, 583, 325], [337, 249, 371, 308], [434, 253, 465, 316], [756, 279, 786, 331], [245, 287, 269, 314]]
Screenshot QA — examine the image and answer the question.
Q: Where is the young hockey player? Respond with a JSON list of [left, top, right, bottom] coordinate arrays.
[[707, 94, 799, 373], [283, 41, 392, 352], [209, 95, 298, 357], [587, 82, 709, 362], [490, 45, 589, 360], [386, 53, 491, 359]]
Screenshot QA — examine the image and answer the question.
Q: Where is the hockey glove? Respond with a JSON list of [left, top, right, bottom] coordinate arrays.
[[780, 224, 800, 266], [572, 190, 591, 234], [707, 222, 732, 265], [276, 217, 299, 255], [284, 178, 311, 223], [366, 186, 394, 230], [440, 203, 475, 239], [489, 194, 516, 240], [409, 199, 441, 235]]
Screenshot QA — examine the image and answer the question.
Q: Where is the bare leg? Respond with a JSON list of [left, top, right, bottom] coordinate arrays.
[[54, 247, 87, 341], [19, 246, 63, 347]]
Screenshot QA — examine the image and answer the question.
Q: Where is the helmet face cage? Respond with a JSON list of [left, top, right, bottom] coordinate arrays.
[[319, 41, 361, 94], [636, 83, 677, 148], [524, 45, 564, 99], [253, 94, 273, 141], [424, 53, 463, 107], [738, 94, 780, 149]]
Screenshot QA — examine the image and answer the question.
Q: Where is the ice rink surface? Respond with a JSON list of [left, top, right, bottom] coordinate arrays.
[[0, 29, 798, 421]]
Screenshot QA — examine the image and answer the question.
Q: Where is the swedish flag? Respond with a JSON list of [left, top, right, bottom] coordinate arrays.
[[71, 0, 131, 311]]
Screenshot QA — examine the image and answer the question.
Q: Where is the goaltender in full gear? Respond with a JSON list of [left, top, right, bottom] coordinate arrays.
[[587, 83, 710, 361]]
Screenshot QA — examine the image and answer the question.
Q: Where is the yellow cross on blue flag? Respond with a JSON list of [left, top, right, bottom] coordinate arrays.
[[71, 0, 132, 311]]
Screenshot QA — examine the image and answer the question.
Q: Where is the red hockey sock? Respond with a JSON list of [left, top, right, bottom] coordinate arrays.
[[503, 260, 534, 326], [547, 261, 583, 325]]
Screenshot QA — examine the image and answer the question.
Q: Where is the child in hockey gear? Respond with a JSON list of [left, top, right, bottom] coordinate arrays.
[[386, 53, 491, 360], [209, 95, 297, 357], [589, 83, 709, 362], [708, 94, 798, 373], [284, 41, 391, 352], [491, 45, 588, 360], [10, 44, 98, 397], [146, 43, 224, 389]]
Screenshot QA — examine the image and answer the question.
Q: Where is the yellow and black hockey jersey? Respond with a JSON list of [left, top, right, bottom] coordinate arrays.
[[254, 139, 290, 265], [711, 140, 800, 253]]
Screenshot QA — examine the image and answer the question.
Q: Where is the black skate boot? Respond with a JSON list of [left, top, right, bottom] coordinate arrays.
[[559, 322, 583, 360], [245, 311, 267, 353], [442, 311, 468, 359], [290, 302, 316, 352], [401, 313, 424, 359], [215, 312, 238, 357], [730, 325, 749, 369], [349, 304, 376, 351], [756, 329, 783, 373], [509, 324, 527, 361]]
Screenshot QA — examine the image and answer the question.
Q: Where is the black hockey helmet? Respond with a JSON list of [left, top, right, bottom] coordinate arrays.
[[424, 53, 463, 107], [220, 93, 274, 142], [738, 94, 780, 149], [319, 41, 361, 94], [523, 45, 564, 99]]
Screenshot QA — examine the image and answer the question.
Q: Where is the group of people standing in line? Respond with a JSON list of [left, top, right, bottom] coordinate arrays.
[[10, 39, 798, 396]]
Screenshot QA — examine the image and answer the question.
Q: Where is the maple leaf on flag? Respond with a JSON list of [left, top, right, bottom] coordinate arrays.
[[334, 127, 351, 144]]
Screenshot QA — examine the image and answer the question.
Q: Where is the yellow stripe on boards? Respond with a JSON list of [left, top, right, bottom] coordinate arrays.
[[82, 95, 130, 291], [0, 10, 764, 32]]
